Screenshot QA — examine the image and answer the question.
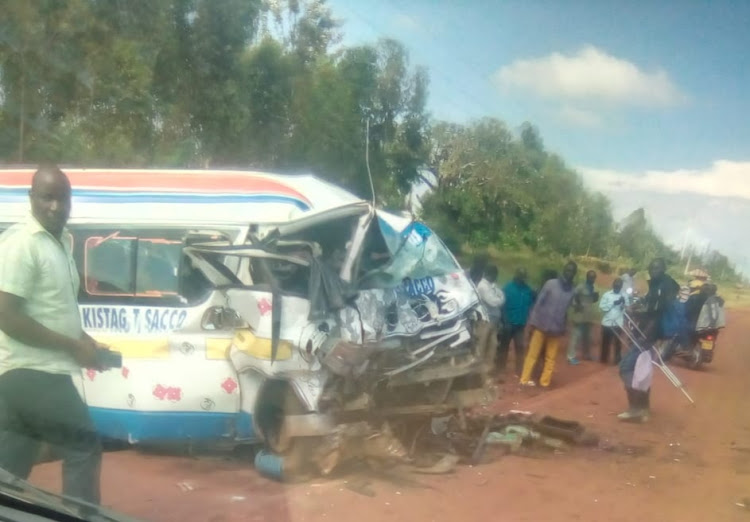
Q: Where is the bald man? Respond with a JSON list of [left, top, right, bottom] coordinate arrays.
[[0, 166, 104, 504]]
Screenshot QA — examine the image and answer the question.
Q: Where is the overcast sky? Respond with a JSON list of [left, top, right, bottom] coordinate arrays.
[[328, 0, 750, 276]]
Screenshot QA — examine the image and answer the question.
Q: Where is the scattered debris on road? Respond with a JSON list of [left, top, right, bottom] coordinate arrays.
[[254, 410, 601, 483]]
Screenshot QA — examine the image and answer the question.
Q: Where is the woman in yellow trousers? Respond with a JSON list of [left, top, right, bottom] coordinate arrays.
[[520, 261, 578, 388]]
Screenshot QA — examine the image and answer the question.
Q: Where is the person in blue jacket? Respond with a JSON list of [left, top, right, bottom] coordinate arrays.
[[497, 268, 536, 376]]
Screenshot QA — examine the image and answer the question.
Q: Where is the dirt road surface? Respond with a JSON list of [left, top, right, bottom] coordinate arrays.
[[31, 310, 750, 522]]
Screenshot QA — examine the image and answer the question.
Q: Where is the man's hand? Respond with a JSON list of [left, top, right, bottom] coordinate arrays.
[[69, 338, 104, 370]]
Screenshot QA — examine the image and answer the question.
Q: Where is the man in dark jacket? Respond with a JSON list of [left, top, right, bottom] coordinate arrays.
[[638, 258, 680, 342], [618, 257, 679, 422]]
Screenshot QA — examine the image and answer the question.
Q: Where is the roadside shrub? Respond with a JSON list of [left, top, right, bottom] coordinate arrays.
[[596, 260, 613, 274]]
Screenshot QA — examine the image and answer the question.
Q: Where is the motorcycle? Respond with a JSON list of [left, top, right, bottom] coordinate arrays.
[[664, 329, 719, 370], [693, 329, 719, 365]]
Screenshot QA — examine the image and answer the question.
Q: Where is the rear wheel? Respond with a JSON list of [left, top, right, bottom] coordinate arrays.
[[686, 343, 703, 370]]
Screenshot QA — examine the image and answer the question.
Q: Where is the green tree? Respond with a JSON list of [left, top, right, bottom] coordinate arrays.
[[0, 1, 741, 281]]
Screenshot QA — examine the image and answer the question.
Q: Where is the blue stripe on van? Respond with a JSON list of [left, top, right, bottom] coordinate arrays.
[[89, 408, 257, 442], [0, 188, 311, 210]]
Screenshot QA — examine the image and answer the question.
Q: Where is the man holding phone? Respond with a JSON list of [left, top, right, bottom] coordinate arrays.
[[0, 165, 110, 504], [599, 277, 628, 364]]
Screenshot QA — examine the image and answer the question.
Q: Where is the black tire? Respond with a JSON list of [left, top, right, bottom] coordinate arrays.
[[686, 344, 703, 370]]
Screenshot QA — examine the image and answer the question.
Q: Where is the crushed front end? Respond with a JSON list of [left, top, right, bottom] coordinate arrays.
[[187, 206, 496, 475]]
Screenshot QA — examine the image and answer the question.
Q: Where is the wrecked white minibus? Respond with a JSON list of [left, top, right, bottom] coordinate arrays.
[[0, 169, 495, 472]]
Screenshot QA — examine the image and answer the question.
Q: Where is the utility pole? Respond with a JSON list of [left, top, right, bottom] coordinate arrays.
[[679, 229, 689, 260]]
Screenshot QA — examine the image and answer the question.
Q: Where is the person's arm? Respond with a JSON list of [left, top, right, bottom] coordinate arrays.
[[535, 280, 552, 308], [0, 292, 77, 350], [495, 287, 506, 309], [0, 235, 99, 368], [599, 292, 614, 313], [82, 330, 110, 349], [477, 281, 504, 307], [0, 292, 99, 368], [526, 283, 548, 327]]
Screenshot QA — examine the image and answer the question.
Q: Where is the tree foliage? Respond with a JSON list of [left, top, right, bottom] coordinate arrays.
[[420, 120, 741, 281], [0, 0, 427, 205], [0, 1, 742, 281], [422, 119, 615, 257]]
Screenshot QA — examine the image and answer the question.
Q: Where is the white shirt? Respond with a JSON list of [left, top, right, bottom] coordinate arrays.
[[477, 278, 505, 323], [621, 273, 634, 296], [0, 215, 82, 376], [599, 290, 628, 328]]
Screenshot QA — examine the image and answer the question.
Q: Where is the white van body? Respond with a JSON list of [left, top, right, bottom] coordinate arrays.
[[0, 169, 492, 452]]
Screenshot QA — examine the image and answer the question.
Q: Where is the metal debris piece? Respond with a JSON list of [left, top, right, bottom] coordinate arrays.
[[470, 418, 493, 464], [256, 411, 605, 484], [542, 437, 568, 450], [430, 415, 452, 435], [412, 454, 460, 474], [485, 431, 524, 453]]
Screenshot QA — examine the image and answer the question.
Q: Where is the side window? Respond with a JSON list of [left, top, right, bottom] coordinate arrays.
[[74, 228, 188, 305], [135, 238, 182, 296], [85, 235, 136, 295]]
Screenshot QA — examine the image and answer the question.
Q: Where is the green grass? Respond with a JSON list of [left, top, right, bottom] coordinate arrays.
[[459, 246, 631, 290], [718, 285, 750, 309]]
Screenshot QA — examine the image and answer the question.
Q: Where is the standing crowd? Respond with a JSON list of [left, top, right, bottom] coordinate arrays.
[[469, 255, 716, 423]]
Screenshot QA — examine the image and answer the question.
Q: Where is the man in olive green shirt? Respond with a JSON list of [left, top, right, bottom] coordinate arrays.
[[567, 270, 599, 364], [0, 166, 104, 504]]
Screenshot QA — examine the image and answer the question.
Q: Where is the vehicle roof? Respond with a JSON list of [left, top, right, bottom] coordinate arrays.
[[0, 168, 364, 225]]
